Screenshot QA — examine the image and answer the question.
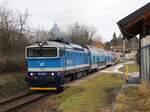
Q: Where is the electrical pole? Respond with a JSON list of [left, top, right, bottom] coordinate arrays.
[[123, 38, 126, 80]]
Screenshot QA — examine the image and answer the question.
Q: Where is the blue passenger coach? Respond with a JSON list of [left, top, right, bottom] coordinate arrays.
[[106, 51, 116, 66], [88, 47, 107, 71]]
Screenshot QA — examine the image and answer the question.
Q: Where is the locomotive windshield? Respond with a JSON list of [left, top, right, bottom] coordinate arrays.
[[27, 47, 57, 57]]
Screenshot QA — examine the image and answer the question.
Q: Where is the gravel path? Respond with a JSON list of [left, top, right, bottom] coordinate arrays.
[[101, 63, 123, 74]]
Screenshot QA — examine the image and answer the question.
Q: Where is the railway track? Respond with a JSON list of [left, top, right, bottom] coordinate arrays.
[[0, 91, 50, 112]]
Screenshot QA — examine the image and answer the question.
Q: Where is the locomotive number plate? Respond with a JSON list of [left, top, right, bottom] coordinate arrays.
[[38, 72, 47, 75]]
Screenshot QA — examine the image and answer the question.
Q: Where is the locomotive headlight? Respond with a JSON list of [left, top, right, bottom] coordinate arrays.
[[51, 73, 54, 76], [39, 42, 43, 46], [30, 73, 34, 76]]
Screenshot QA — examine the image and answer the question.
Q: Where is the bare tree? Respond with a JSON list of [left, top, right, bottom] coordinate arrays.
[[67, 22, 97, 46], [0, 3, 30, 56], [14, 11, 29, 46], [0, 3, 32, 72], [34, 27, 49, 42]]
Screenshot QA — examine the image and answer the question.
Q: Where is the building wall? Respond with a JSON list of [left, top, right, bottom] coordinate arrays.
[[141, 35, 150, 80]]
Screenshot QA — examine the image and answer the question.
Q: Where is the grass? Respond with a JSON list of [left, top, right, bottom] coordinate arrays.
[[119, 63, 139, 73], [116, 59, 122, 64], [0, 72, 28, 97], [113, 83, 150, 112], [56, 73, 123, 112]]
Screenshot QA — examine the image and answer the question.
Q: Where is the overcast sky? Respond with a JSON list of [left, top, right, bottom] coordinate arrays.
[[1, 0, 149, 42]]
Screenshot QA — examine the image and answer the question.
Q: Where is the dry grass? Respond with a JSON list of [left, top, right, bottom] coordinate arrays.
[[0, 72, 28, 98], [56, 73, 123, 112], [119, 63, 139, 73], [0, 55, 26, 73], [113, 83, 150, 112]]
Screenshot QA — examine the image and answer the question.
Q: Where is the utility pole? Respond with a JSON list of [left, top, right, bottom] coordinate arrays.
[[123, 38, 126, 80]]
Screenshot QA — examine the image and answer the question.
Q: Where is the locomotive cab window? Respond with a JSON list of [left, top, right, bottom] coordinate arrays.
[[27, 47, 57, 57]]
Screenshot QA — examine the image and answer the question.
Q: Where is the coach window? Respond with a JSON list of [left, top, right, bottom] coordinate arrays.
[[93, 56, 95, 62], [70, 52, 72, 57], [70, 52, 72, 56], [66, 52, 69, 57], [97, 57, 99, 63], [69, 52, 71, 56], [67, 52, 69, 56]]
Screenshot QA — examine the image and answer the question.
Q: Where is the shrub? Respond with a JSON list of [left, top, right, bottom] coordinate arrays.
[[0, 55, 26, 73]]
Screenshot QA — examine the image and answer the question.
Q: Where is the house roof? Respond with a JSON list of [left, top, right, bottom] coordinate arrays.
[[117, 2, 150, 39]]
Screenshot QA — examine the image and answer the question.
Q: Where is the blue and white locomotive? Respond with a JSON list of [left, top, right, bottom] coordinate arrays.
[[25, 39, 115, 90]]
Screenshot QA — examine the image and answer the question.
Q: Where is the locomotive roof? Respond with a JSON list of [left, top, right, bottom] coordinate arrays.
[[26, 41, 89, 52], [27, 41, 71, 49]]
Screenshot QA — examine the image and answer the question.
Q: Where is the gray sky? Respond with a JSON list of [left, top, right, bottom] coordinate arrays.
[[2, 0, 150, 42]]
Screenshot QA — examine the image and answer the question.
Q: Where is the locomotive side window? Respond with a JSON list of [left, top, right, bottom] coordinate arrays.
[[59, 49, 64, 57], [27, 47, 57, 57], [42, 48, 57, 57]]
